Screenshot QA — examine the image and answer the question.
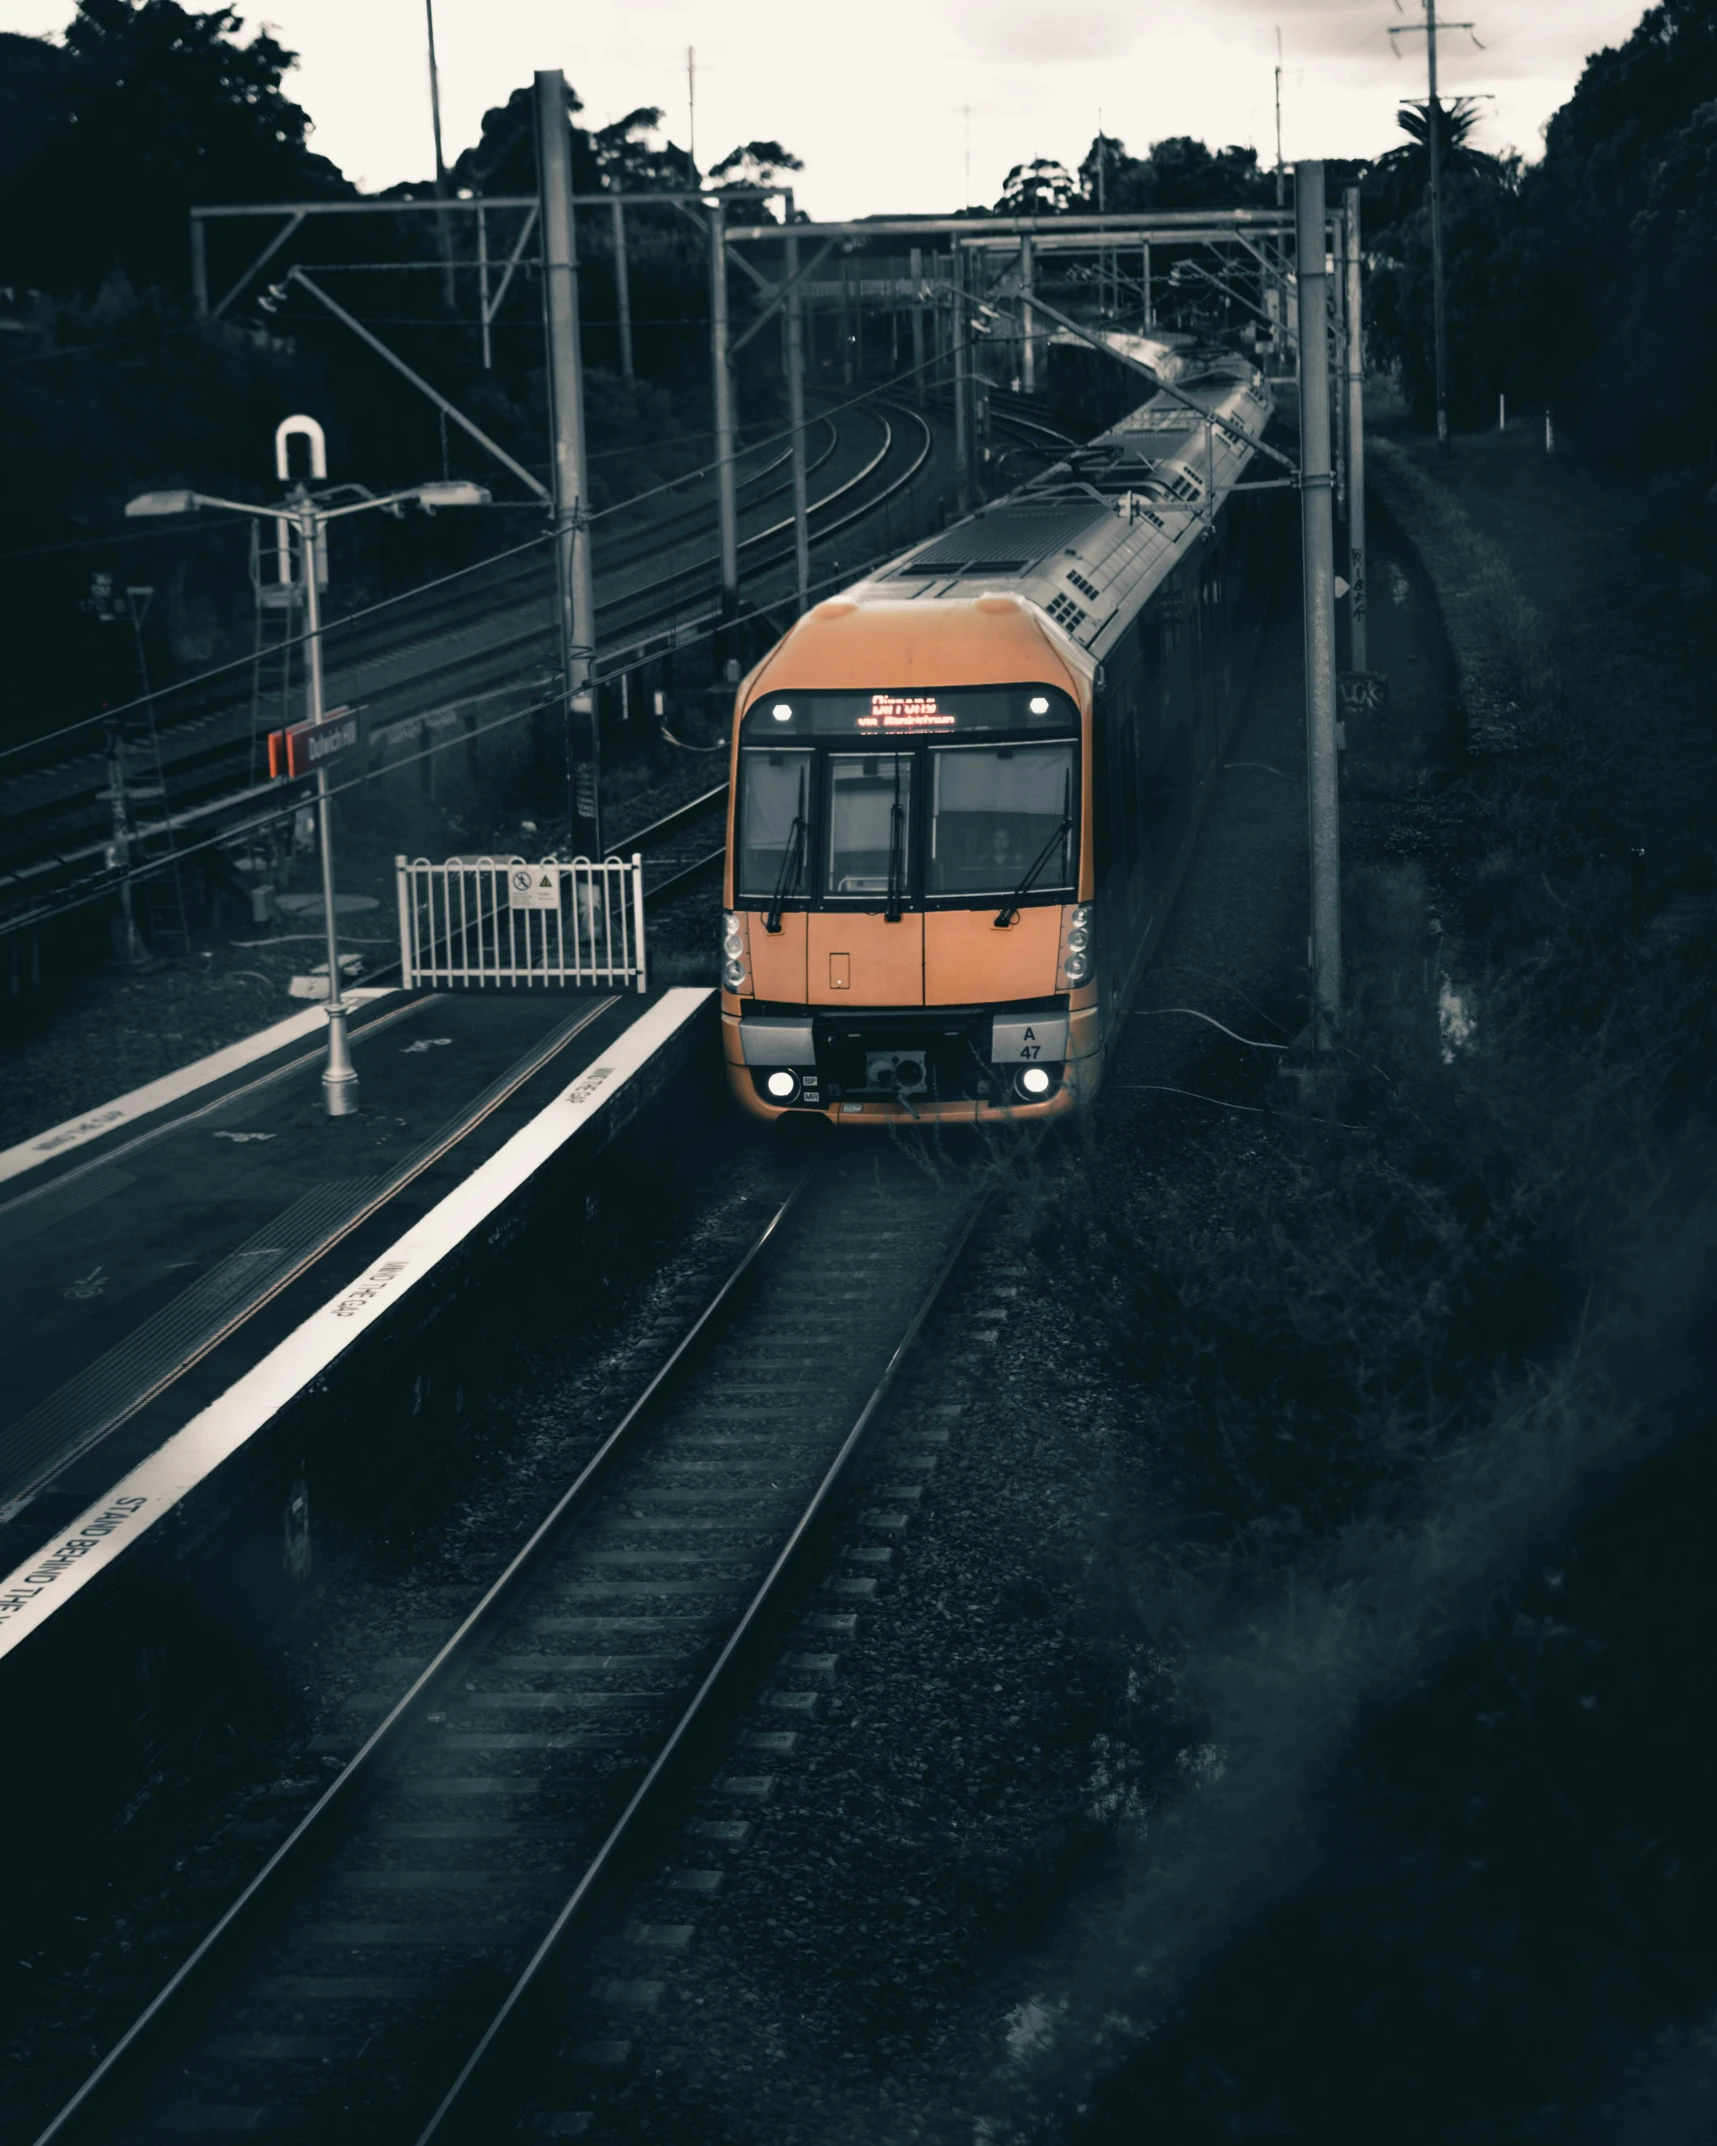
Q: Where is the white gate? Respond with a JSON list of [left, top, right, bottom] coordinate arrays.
[[395, 854, 647, 992]]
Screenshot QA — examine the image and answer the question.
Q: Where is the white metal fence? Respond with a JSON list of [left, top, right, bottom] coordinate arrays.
[[395, 854, 647, 992]]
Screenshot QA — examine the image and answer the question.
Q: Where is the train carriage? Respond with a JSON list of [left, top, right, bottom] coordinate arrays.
[[720, 355, 1283, 1125]]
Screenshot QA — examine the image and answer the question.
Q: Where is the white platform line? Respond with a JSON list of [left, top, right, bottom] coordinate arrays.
[[0, 990, 398, 1187], [0, 988, 713, 1661]]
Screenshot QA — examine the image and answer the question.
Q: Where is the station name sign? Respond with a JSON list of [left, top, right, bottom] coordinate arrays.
[[267, 705, 362, 780]]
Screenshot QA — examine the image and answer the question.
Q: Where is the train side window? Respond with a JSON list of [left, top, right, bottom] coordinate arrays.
[[737, 748, 815, 898]]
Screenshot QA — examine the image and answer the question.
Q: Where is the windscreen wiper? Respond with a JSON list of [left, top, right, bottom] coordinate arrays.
[[764, 768, 809, 935], [993, 817, 1073, 927], [995, 766, 1073, 927], [884, 755, 906, 923]]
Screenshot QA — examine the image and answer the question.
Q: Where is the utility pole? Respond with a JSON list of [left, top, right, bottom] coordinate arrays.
[[1274, 28, 1285, 208], [424, 0, 455, 311], [1390, 2, 1473, 447], [908, 243, 925, 398], [1331, 204, 1347, 520], [1345, 184, 1368, 674], [535, 69, 600, 859], [952, 246, 971, 513], [707, 197, 741, 629], [611, 199, 634, 378], [1296, 160, 1341, 1045], [784, 190, 811, 615], [687, 47, 697, 170], [1019, 232, 1036, 396]]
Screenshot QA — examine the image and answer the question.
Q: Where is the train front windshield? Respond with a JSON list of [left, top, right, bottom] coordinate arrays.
[[927, 743, 1073, 896], [736, 685, 1079, 909]]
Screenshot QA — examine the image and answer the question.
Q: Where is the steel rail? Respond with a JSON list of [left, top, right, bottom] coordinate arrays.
[[416, 1186, 990, 2140], [28, 1166, 823, 2146], [613, 782, 729, 855], [598, 401, 898, 628], [0, 409, 908, 917]]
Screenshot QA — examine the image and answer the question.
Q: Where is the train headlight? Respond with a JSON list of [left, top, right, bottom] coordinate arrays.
[[765, 1069, 799, 1102], [721, 910, 749, 993], [1013, 1064, 1057, 1100], [1058, 902, 1095, 989]]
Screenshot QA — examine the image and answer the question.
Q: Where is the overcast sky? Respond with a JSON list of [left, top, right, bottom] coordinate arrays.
[[9, 0, 1650, 213]]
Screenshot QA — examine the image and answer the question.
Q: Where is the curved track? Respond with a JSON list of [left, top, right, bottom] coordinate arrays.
[[0, 397, 945, 933], [32, 1151, 980, 2146]]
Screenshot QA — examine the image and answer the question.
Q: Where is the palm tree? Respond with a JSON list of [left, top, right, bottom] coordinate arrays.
[[1368, 97, 1507, 232]]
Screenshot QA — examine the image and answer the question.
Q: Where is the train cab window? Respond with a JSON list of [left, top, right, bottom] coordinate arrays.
[[927, 742, 1075, 898], [825, 754, 913, 897], [737, 748, 814, 898]]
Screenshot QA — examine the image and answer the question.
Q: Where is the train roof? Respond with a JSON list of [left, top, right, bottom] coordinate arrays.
[[836, 353, 1274, 669]]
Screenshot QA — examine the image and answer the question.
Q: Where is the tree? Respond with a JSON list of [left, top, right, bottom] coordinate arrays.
[[0, 1, 347, 297], [708, 139, 803, 198], [593, 107, 698, 194], [1365, 97, 1509, 234], [448, 79, 599, 198], [1079, 135, 1273, 213], [997, 158, 1078, 215]]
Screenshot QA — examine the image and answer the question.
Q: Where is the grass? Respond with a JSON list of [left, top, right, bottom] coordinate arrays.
[[963, 420, 1717, 2139]]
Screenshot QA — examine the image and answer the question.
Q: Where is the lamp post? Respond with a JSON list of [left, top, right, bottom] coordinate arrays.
[[126, 476, 489, 1114]]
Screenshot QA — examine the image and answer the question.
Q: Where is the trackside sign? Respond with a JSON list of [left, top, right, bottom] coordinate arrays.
[[267, 706, 361, 779]]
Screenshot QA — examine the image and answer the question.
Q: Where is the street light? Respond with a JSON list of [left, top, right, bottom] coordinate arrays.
[[125, 476, 491, 1114]]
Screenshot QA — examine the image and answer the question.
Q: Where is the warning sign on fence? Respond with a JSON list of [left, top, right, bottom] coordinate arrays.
[[508, 864, 561, 912]]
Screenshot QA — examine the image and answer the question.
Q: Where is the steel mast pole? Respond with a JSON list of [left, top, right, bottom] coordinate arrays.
[[783, 190, 811, 615], [1345, 184, 1368, 674], [611, 198, 633, 379], [300, 501, 358, 1115], [952, 245, 971, 514], [1295, 160, 1341, 1046], [535, 69, 600, 859], [708, 197, 741, 631], [1019, 232, 1036, 395], [1426, 1, 1450, 447]]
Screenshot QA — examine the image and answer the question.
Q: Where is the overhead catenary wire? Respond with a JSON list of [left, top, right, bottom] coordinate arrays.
[[2, 344, 946, 760], [2, 517, 938, 939]]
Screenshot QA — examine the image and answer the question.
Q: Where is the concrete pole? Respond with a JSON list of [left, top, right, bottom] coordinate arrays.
[[784, 205, 811, 615], [190, 216, 209, 320], [300, 502, 358, 1116], [477, 203, 492, 371], [707, 198, 741, 627], [1345, 185, 1368, 675], [1142, 240, 1152, 330], [611, 198, 633, 379], [535, 69, 600, 859], [952, 246, 971, 513], [1296, 160, 1341, 1046], [909, 245, 925, 399], [1426, 2, 1450, 447], [1019, 233, 1036, 395], [1331, 206, 1348, 521], [424, 0, 456, 312]]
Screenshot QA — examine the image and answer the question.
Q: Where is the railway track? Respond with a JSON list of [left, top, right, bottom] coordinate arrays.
[[0, 401, 942, 935], [32, 1148, 981, 2146]]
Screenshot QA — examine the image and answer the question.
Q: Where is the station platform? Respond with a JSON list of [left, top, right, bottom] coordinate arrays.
[[0, 982, 715, 1662]]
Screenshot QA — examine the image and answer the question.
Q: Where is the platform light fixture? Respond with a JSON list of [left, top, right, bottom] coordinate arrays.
[[123, 470, 490, 1116]]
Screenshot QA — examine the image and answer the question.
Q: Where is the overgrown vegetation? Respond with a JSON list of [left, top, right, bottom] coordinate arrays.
[[963, 438, 1717, 2135]]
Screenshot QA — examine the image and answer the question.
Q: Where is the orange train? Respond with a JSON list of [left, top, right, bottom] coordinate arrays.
[[720, 355, 1283, 1126]]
